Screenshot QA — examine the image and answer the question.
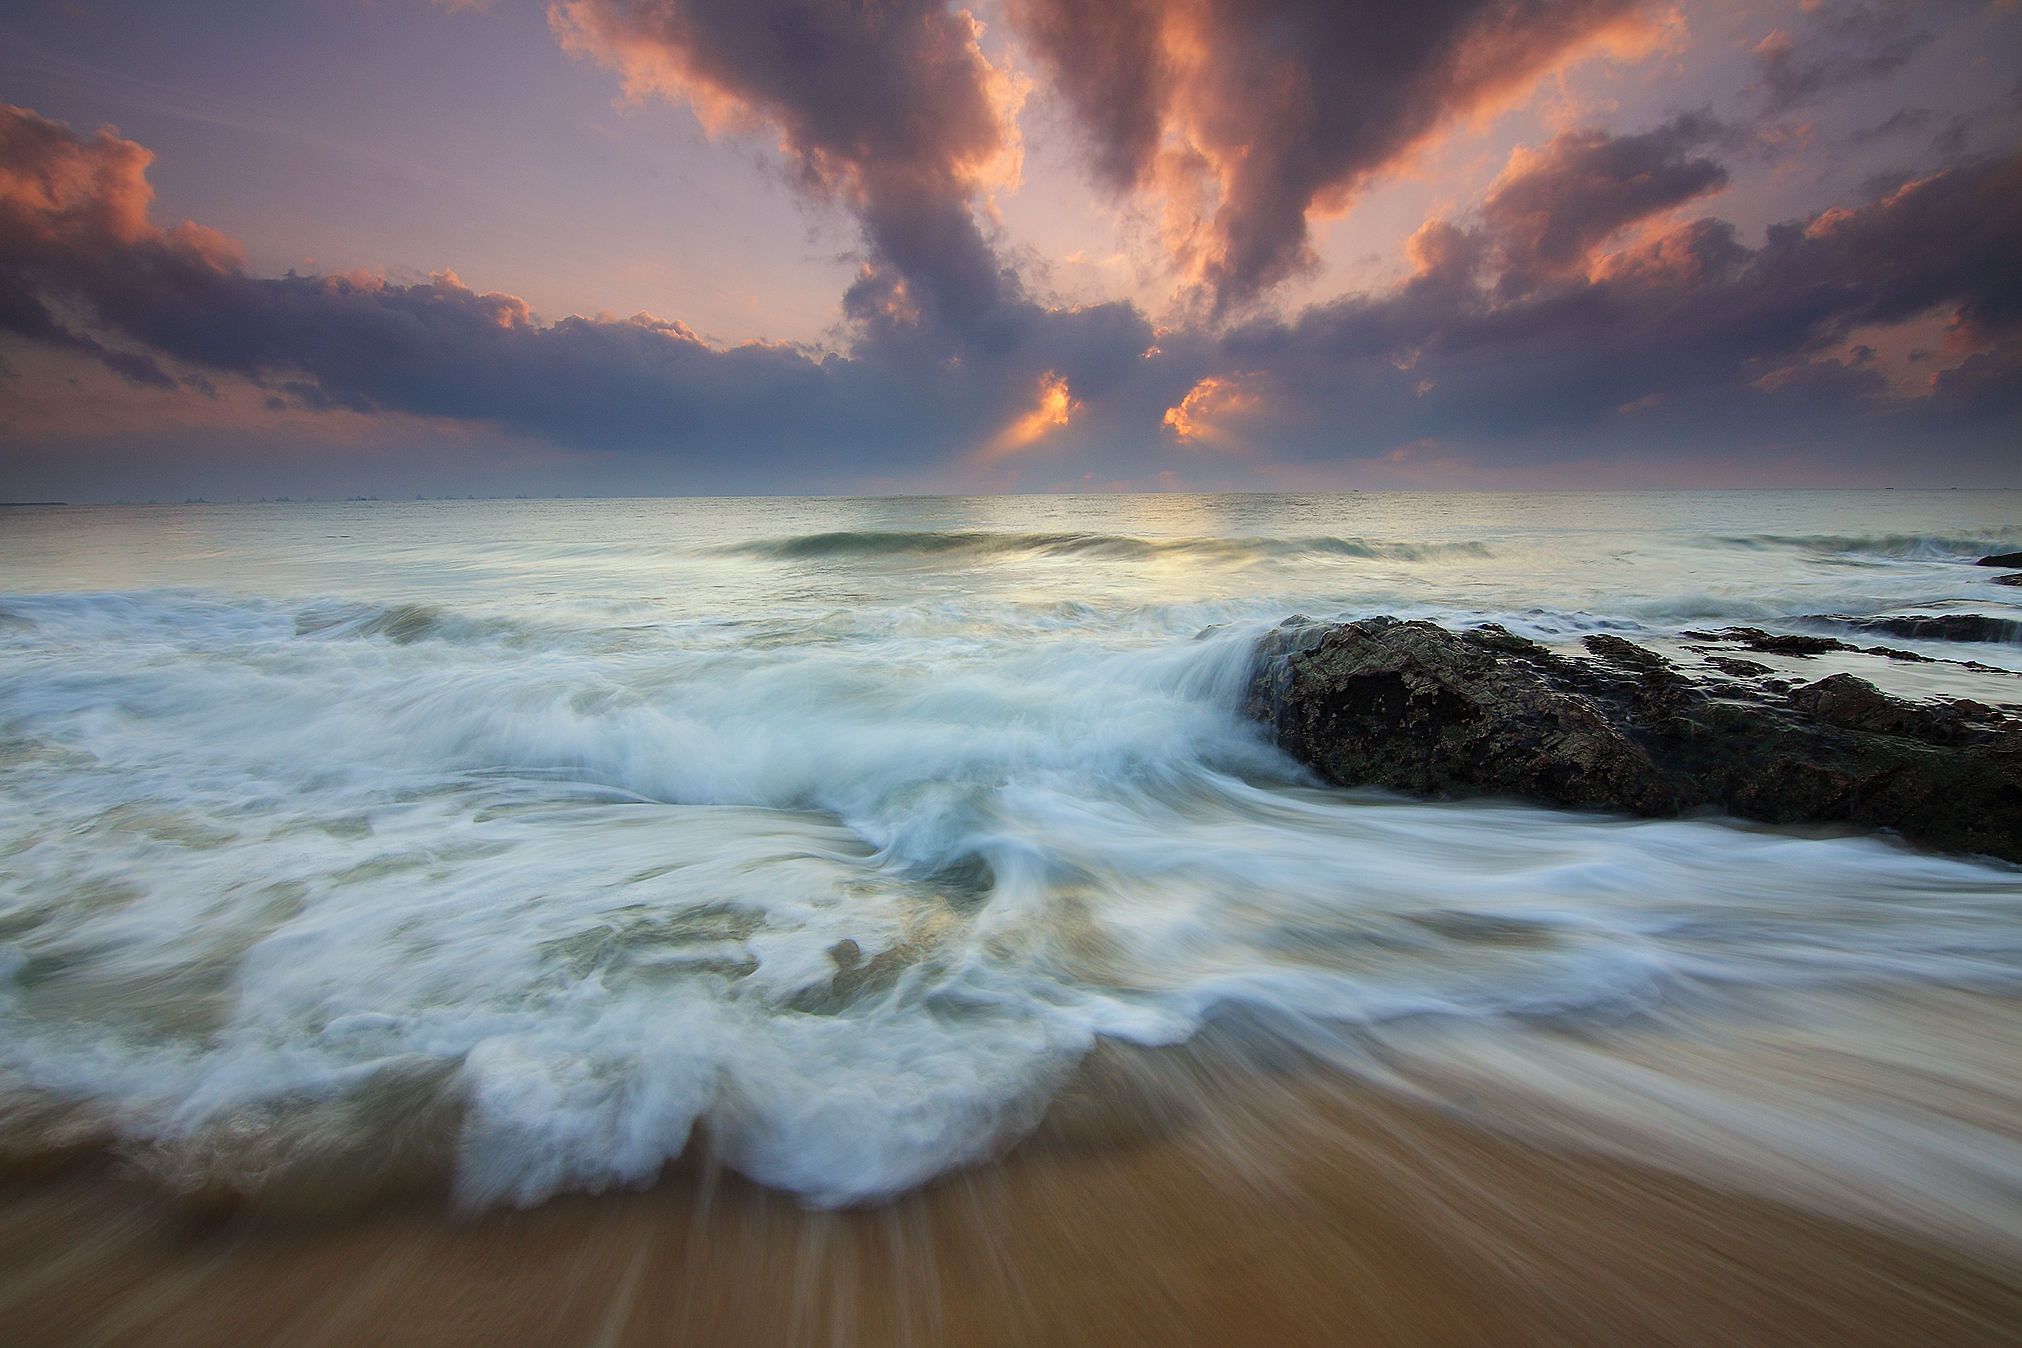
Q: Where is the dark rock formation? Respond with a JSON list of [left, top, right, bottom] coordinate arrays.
[[1247, 617, 2022, 862], [1683, 626, 1851, 656], [1684, 626, 2020, 670], [1803, 614, 2021, 644], [1995, 573, 2022, 588], [1977, 552, 2022, 567]]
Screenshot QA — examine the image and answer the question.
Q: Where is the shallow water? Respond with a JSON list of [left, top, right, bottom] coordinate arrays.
[[1, 490, 2019, 1235]]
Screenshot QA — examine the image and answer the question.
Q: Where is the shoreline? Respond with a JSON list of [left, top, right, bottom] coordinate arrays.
[[5, 1033, 2019, 1348], [3, 495, 2019, 1346]]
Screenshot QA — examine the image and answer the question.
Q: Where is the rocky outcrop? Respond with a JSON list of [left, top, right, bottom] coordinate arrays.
[[1247, 617, 2022, 861], [1977, 552, 2022, 567]]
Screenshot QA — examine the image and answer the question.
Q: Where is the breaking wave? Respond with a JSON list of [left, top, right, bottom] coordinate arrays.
[[1709, 530, 2022, 562], [3, 491, 2021, 1247]]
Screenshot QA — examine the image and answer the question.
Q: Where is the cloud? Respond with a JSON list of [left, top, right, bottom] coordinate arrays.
[[1003, 0, 1169, 195], [552, 0, 1027, 334], [0, 104, 807, 429], [1214, 131, 2022, 458], [1480, 114, 1729, 285], [1753, 2, 1937, 113], [1007, 0, 1643, 311], [0, 104, 199, 386], [0, 103, 1164, 480], [981, 368, 1079, 459], [4, 96, 2017, 497], [1162, 373, 1263, 446]]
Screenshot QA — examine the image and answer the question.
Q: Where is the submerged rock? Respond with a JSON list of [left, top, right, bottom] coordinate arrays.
[[1683, 626, 1854, 656], [1247, 617, 2022, 861], [1686, 625, 1994, 667], [1804, 613, 2022, 644]]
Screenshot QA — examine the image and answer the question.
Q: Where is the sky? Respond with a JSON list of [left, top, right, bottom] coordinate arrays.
[[1, 0, 2018, 500]]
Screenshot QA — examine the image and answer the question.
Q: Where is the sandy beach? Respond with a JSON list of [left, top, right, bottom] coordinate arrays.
[[5, 1032, 2019, 1348]]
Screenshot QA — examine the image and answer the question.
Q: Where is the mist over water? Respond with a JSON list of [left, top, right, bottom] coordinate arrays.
[[2, 491, 2020, 1241]]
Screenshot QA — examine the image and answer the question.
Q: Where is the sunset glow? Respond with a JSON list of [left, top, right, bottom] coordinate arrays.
[[988, 368, 1077, 456], [0, 0, 2015, 497], [3, 9, 2021, 1342]]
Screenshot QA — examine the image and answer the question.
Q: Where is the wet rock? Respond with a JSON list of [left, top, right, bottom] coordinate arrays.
[[1582, 632, 1676, 672], [1805, 614, 2022, 644], [1977, 552, 2022, 567], [1249, 617, 2022, 862], [1707, 656, 1774, 677], [1995, 573, 2022, 588], [1688, 623, 2009, 666], [792, 938, 918, 1012], [1786, 672, 1960, 741], [1246, 618, 1681, 815], [1682, 627, 1856, 657]]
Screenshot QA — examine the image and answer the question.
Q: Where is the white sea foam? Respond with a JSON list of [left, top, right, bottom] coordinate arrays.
[[1, 491, 2019, 1235]]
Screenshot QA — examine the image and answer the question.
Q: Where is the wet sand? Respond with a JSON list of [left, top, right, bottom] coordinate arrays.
[[3, 1036, 2019, 1348]]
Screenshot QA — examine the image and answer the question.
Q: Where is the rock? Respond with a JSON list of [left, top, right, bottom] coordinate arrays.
[[1583, 632, 1676, 672], [1804, 614, 2022, 644], [1995, 573, 2022, 587], [1248, 617, 2022, 862], [1977, 552, 2022, 567], [1683, 627, 1856, 657], [1786, 672, 1958, 740], [1246, 618, 1681, 815], [1688, 624, 2013, 666]]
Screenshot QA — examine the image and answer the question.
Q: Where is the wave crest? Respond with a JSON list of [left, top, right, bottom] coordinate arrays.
[[1711, 531, 2022, 560], [724, 530, 1492, 565]]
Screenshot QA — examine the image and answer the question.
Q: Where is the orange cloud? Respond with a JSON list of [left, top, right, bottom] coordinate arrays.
[[0, 107, 154, 245], [984, 369, 1078, 457], [1163, 373, 1262, 447], [0, 105, 246, 274]]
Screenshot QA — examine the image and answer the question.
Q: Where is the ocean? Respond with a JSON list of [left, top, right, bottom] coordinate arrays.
[[2, 489, 2020, 1253]]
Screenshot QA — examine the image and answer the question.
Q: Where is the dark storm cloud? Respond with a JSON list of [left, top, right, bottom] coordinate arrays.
[[1007, 0, 1638, 310], [1003, 0, 1168, 194], [547, 0, 1205, 428], [553, 0, 1021, 332], [564, 0, 1647, 317]]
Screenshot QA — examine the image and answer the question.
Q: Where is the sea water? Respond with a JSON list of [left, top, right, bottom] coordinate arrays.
[[1, 491, 2019, 1232]]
